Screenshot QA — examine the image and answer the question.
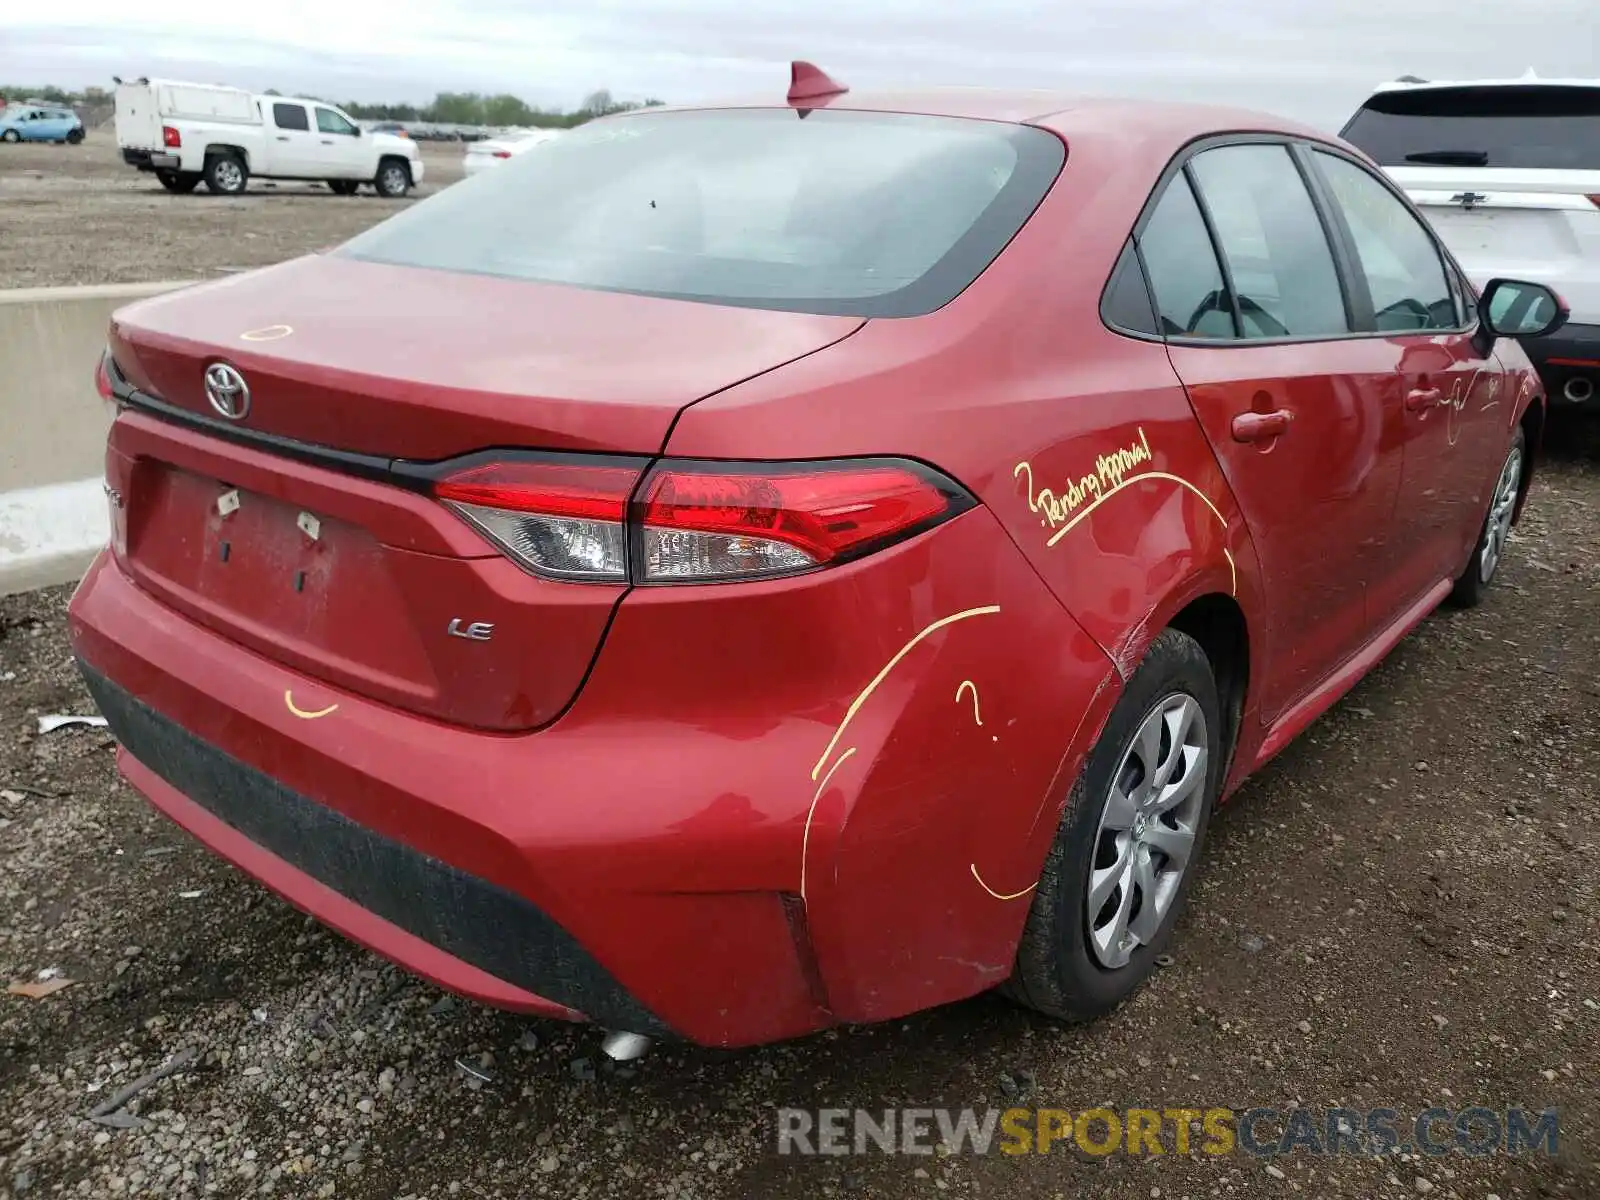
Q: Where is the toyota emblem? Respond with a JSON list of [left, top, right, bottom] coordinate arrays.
[[204, 363, 251, 420]]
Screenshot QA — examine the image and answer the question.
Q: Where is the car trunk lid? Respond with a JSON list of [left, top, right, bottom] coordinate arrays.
[[104, 255, 865, 729]]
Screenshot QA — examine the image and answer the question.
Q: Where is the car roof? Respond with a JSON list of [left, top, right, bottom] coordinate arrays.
[[632, 89, 1330, 144], [1366, 73, 1600, 95]]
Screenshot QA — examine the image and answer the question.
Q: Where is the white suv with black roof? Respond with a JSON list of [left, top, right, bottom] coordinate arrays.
[[1342, 75, 1600, 410]]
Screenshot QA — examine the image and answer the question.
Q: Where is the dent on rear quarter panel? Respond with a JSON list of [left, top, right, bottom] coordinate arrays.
[[783, 509, 1121, 1023]]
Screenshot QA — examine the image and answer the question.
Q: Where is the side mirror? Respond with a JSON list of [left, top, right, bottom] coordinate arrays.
[[352, 127, 362, 137], [1479, 278, 1569, 340]]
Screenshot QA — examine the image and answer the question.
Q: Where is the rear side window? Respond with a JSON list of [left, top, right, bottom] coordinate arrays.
[[1138, 172, 1235, 339], [1315, 152, 1457, 331], [1187, 144, 1349, 339], [1102, 240, 1158, 335], [1342, 85, 1600, 171], [338, 109, 1066, 318], [273, 103, 309, 132]]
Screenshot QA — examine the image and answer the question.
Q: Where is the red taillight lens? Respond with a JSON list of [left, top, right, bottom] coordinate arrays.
[[162, 125, 181, 148], [492, 150, 511, 159], [1587, 195, 1600, 208], [94, 352, 114, 404], [431, 455, 972, 584], [432, 457, 642, 581], [636, 460, 969, 582]]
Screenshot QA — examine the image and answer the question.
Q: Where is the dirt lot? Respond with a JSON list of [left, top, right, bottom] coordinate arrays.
[[0, 435, 1595, 1199], [0, 135, 464, 288]]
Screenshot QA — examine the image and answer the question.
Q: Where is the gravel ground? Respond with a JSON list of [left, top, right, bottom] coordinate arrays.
[[0, 136, 464, 288], [1, 431, 1596, 1199]]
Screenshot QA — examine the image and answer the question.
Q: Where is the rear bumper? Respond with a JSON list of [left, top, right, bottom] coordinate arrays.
[[121, 147, 180, 171], [69, 507, 1116, 1046], [1519, 321, 1600, 404], [81, 663, 639, 1030]]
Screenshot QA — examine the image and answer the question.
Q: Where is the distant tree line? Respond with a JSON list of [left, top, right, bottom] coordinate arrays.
[[2, 85, 663, 128]]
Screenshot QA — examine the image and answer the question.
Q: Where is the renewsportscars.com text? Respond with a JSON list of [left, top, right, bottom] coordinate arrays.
[[776, 1105, 1559, 1158]]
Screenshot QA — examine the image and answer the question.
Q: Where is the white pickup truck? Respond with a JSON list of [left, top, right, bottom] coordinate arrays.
[[114, 78, 424, 198]]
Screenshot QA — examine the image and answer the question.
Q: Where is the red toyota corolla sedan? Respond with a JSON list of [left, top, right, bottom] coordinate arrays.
[[71, 67, 1567, 1049]]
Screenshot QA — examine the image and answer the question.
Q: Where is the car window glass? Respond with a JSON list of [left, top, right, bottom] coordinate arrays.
[[316, 107, 356, 136], [1138, 172, 1236, 339], [273, 103, 310, 132], [1314, 152, 1456, 332], [1102, 240, 1159, 335], [1342, 84, 1600, 171], [1188, 144, 1348, 339], [339, 109, 1066, 319]]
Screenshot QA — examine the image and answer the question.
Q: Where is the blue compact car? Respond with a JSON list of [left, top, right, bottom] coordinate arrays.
[[0, 105, 86, 144]]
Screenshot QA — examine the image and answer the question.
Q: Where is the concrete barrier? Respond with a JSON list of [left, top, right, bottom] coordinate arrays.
[[1, 281, 192, 596]]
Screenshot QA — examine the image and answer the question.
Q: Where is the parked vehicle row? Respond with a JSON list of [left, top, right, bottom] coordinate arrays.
[[1344, 74, 1600, 410], [113, 78, 424, 197]]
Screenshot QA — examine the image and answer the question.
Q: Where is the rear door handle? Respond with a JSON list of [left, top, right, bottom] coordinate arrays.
[[276, 135, 290, 141], [1406, 387, 1443, 412], [321, 139, 334, 145], [1231, 410, 1293, 443]]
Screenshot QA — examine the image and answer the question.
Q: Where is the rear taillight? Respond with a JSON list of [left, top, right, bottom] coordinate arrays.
[[1587, 195, 1600, 209], [492, 150, 511, 159], [433, 457, 642, 581], [162, 125, 181, 148], [430, 456, 972, 584], [638, 461, 963, 581], [94, 351, 114, 405]]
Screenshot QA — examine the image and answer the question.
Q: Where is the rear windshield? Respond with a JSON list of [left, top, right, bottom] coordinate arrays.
[[338, 108, 1065, 317], [1342, 85, 1600, 170]]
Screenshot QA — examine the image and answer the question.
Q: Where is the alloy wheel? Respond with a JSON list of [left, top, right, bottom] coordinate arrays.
[[1087, 692, 1208, 970], [1479, 445, 1523, 584]]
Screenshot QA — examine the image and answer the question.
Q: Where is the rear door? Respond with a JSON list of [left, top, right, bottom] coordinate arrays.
[[1143, 141, 1404, 720], [1341, 83, 1600, 321], [266, 101, 318, 175], [115, 83, 162, 150], [313, 106, 369, 179], [1309, 148, 1507, 618]]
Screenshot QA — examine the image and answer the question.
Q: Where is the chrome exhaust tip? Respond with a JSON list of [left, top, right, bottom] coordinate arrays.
[[599, 1031, 653, 1062], [1563, 376, 1594, 403]]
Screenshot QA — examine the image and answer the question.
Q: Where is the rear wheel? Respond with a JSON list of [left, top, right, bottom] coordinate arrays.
[[327, 179, 360, 196], [1448, 428, 1525, 608], [66, 128, 84, 145], [373, 157, 411, 198], [157, 170, 201, 194], [0, 130, 19, 144], [1005, 628, 1222, 1021], [204, 152, 248, 196]]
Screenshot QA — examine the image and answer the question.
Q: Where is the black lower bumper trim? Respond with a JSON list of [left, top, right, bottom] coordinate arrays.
[[78, 663, 671, 1037], [1519, 321, 1600, 398]]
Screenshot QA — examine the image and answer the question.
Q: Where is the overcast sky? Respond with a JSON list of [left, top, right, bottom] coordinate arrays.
[[6, 0, 1596, 128]]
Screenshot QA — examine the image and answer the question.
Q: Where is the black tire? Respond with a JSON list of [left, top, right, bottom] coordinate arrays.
[[66, 128, 84, 145], [373, 157, 411, 198], [327, 180, 360, 196], [204, 152, 249, 195], [156, 170, 201, 194], [1004, 628, 1223, 1021], [0, 130, 19, 144], [1448, 428, 1527, 608]]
